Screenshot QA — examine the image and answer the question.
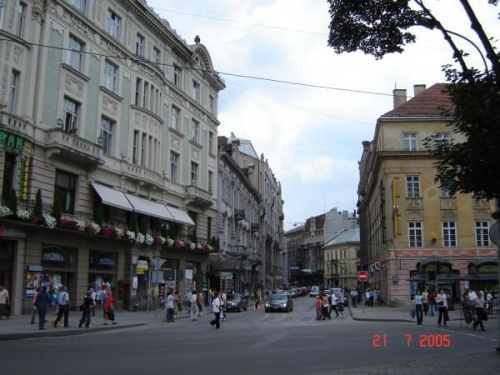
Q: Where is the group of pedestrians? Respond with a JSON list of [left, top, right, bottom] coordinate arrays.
[[315, 292, 344, 320], [460, 289, 488, 331]]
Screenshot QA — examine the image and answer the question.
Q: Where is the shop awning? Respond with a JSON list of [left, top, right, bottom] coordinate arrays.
[[417, 258, 451, 267], [91, 183, 133, 211], [166, 206, 195, 226], [125, 194, 175, 221], [461, 273, 498, 281]]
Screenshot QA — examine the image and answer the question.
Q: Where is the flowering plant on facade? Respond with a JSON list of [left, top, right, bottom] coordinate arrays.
[[58, 218, 77, 229], [136, 233, 146, 245], [190, 242, 196, 250], [153, 235, 166, 245], [101, 225, 116, 238], [16, 208, 30, 221], [115, 228, 124, 239], [76, 219, 86, 232], [42, 213, 57, 229], [174, 239, 182, 248], [0, 205, 12, 218], [85, 221, 101, 234], [167, 238, 174, 247], [126, 231, 136, 242], [145, 234, 154, 246]]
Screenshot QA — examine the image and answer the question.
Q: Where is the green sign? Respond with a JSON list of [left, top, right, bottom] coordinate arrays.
[[0, 131, 24, 151]]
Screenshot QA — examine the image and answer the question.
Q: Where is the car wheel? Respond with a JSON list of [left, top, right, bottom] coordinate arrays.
[[265, 309, 269, 313]]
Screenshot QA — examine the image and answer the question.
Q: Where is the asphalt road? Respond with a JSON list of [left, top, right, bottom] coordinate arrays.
[[0, 297, 498, 375]]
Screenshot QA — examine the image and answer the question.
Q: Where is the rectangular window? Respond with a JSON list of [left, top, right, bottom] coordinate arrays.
[[209, 131, 215, 154], [442, 221, 457, 247], [133, 130, 140, 164], [207, 217, 212, 242], [55, 170, 77, 214], [191, 162, 199, 186], [143, 82, 149, 108], [135, 78, 142, 106], [0, 0, 5, 28], [170, 151, 179, 183], [208, 171, 213, 194], [68, 36, 84, 72], [136, 34, 145, 57], [152, 47, 161, 67], [104, 60, 117, 92], [101, 118, 114, 155], [73, 0, 86, 13], [17, 2, 26, 37], [408, 222, 423, 247], [63, 97, 79, 133], [209, 95, 215, 113], [436, 133, 450, 146], [440, 185, 453, 198], [403, 133, 417, 151], [7, 70, 20, 113], [406, 175, 420, 198], [171, 106, 181, 131], [141, 133, 147, 167], [192, 80, 201, 101], [475, 221, 490, 247], [106, 10, 121, 40], [173, 65, 182, 87], [191, 119, 199, 143]]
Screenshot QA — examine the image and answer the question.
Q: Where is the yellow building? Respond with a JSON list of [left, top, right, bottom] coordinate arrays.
[[357, 84, 497, 306]]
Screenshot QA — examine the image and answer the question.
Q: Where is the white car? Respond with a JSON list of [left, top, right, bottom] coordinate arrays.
[[309, 286, 320, 298]]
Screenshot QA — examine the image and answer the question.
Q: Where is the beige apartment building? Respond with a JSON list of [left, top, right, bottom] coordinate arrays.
[[357, 84, 498, 306]]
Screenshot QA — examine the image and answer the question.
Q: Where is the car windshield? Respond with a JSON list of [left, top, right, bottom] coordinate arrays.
[[226, 294, 239, 300], [270, 294, 287, 301]]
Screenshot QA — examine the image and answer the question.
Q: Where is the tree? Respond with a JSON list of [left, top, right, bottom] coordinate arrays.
[[327, 0, 500, 203], [52, 193, 62, 222], [34, 189, 43, 218], [93, 205, 103, 226]]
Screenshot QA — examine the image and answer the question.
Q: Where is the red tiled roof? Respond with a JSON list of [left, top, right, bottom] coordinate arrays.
[[384, 83, 454, 117]]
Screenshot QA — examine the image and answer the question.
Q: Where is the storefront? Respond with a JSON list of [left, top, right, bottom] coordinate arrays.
[[463, 258, 498, 294]]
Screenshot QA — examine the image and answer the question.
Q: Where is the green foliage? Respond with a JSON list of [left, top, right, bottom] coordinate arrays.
[[34, 189, 43, 218], [93, 206, 103, 226], [139, 215, 149, 234], [130, 212, 139, 234], [51, 193, 61, 222], [7, 189, 17, 213], [424, 70, 500, 201]]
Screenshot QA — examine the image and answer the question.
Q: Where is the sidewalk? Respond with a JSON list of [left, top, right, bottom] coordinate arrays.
[[0, 308, 183, 341], [348, 301, 498, 323]]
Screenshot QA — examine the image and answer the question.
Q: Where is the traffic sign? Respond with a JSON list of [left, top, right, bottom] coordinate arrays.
[[357, 271, 369, 282]]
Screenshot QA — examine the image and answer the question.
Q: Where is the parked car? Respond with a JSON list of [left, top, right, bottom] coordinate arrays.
[[288, 289, 298, 298], [225, 293, 248, 312], [265, 293, 293, 312], [310, 286, 320, 298]]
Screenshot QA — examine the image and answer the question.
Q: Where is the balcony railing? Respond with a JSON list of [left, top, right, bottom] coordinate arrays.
[[45, 128, 101, 166], [0, 112, 35, 139], [185, 185, 214, 208]]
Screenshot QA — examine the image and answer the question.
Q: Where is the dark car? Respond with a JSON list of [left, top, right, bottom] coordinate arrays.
[[265, 293, 293, 312], [225, 293, 248, 312]]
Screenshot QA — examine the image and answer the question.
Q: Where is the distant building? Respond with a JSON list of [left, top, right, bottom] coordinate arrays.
[[357, 84, 497, 306]]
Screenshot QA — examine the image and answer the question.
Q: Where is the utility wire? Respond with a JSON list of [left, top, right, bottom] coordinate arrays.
[[0, 38, 394, 98]]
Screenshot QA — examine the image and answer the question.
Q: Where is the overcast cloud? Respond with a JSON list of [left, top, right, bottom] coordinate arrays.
[[147, 0, 499, 229]]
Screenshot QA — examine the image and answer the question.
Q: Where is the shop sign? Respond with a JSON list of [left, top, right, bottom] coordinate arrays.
[[136, 260, 149, 275], [98, 256, 115, 267], [0, 131, 25, 151], [220, 271, 233, 280], [27, 265, 43, 272], [43, 250, 65, 262]]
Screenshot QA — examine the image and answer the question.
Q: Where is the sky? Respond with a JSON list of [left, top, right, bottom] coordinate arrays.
[[146, 0, 499, 230]]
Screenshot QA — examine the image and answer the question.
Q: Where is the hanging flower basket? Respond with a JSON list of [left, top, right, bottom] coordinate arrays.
[[101, 226, 116, 238], [59, 218, 77, 229]]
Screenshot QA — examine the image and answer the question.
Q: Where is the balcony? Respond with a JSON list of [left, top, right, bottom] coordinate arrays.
[[185, 185, 214, 208], [45, 128, 101, 167], [121, 163, 163, 188], [0, 113, 35, 139]]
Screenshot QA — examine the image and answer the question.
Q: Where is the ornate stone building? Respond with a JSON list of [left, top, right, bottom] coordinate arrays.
[[357, 84, 497, 306], [0, 0, 224, 314]]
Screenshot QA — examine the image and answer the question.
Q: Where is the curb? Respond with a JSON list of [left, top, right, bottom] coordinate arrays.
[[0, 323, 147, 341]]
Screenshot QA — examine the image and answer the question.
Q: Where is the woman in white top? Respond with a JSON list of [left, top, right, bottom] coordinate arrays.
[[436, 289, 448, 327], [210, 292, 221, 329]]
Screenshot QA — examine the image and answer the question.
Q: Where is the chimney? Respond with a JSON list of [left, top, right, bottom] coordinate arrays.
[[413, 84, 426, 97], [393, 89, 407, 108]]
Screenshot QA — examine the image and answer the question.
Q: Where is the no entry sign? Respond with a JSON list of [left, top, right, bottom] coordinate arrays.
[[357, 271, 369, 282]]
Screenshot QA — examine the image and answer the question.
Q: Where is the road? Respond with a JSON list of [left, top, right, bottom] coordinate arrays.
[[0, 296, 499, 375]]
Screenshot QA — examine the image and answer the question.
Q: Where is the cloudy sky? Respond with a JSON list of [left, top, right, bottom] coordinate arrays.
[[147, 0, 499, 230]]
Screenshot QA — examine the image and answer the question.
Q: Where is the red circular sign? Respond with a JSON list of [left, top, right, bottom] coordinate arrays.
[[357, 271, 369, 282]]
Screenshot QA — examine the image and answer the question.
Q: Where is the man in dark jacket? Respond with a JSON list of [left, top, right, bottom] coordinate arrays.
[[35, 286, 52, 330]]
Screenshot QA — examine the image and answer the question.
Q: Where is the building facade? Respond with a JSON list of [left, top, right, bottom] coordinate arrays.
[[0, 0, 224, 314], [357, 84, 498, 306]]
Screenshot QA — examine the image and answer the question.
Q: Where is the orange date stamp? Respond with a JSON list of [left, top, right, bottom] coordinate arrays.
[[372, 334, 451, 348]]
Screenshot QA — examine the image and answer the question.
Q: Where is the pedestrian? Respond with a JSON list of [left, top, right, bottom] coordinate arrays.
[[34, 286, 52, 330], [190, 290, 199, 321], [427, 290, 436, 316], [321, 294, 331, 320], [220, 291, 227, 320], [365, 288, 370, 306], [30, 287, 41, 324], [315, 295, 322, 320], [186, 290, 192, 314], [197, 292, 204, 317], [89, 288, 97, 317], [0, 285, 10, 320], [421, 289, 429, 316], [174, 291, 182, 318], [460, 293, 474, 328], [209, 291, 222, 329], [338, 300, 344, 318], [103, 290, 117, 325], [78, 290, 96, 328], [436, 288, 448, 327], [52, 286, 70, 328], [329, 293, 339, 318], [165, 291, 175, 323], [350, 287, 358, 308], [254, 288, 262, 310], [472, 291, 486, 331], [369, 289, 375, 306], [414, 291, 424, 325]]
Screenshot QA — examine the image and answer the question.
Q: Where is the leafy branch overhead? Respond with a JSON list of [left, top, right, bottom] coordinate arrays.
[[327, 0, 500, 201]]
